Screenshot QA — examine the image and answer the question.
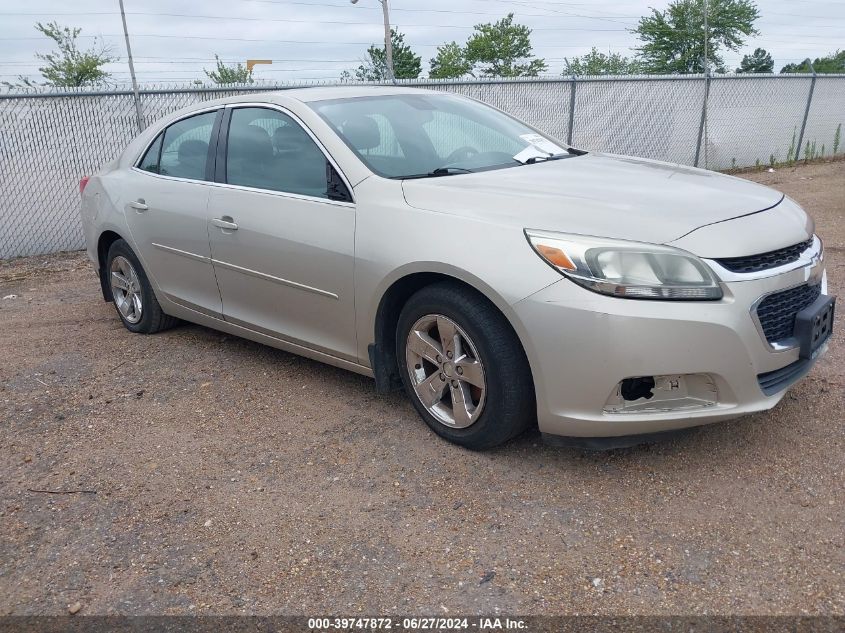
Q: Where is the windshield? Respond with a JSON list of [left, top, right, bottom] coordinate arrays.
[[310, 93, 572, 179]]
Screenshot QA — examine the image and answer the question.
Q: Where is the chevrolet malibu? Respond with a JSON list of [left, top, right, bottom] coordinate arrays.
[[79, 87, 835, 449]]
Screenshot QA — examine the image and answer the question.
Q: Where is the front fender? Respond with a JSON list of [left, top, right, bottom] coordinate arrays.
[[352, 177, 561, 369]]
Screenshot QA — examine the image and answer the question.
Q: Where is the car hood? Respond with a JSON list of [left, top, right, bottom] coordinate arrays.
[[401, 153, 789, 249]]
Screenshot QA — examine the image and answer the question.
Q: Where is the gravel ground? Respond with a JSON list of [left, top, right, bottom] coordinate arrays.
[[0, 162, 843, 616]]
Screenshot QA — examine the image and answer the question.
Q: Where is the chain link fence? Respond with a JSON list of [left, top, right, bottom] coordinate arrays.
[[1, 74, 843, 259]]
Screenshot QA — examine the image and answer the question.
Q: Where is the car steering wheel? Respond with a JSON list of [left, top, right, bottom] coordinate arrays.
[[442, 146, 478, 165]]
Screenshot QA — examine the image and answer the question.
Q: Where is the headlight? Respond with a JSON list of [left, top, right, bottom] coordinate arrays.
[[525, 229, 723, 300]]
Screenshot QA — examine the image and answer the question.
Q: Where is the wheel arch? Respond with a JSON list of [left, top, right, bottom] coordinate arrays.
[[96, 229, 124, 301], [368, 264, 536, 396]]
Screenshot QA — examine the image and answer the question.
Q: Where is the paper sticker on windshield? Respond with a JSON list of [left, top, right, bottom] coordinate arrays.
[[513, 146, 549, 164], [520, 133, 564, 155]]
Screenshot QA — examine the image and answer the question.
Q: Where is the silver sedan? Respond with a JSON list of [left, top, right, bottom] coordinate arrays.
[[80, 87, 834, 449]]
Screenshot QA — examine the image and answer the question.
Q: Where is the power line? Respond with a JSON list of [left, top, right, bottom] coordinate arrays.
[[0, 10, 631, 31], [0, 7, 639, 19], [4, 3, 840, 21], [134, 56, 361, 61], [6, 32, 838, 45], [766, 11, 845, 19], [0, 34, 604, 46], [506, 0, 637, 25], [484, 0, 638, 17], [0, 35, 401, 44], [12, 60, 311, 66], [135, 12, 631, 31], [757, 22, 845, 28], [0, 56, 566, 65], [238, 0, 640, 19]]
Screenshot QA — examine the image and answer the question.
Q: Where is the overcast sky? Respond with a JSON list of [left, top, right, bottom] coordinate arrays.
[[0, 0, 842, 86]]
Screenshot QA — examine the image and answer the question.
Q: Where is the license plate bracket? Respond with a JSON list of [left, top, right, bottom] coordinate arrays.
[[794, 294, 835, 360]]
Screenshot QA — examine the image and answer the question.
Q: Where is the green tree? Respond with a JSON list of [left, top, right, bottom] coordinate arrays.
[[634, 0, 760, 74], [429, 42, 472, 79], [204, 55, 253, 84], [25, 21, 116, 87], [352, 29, 421, 81], [464, 13, 547, 77], [781, 50, 845, 74], [737, 47, 773, 73], [1, 76, 40, 89], [563, 48, 642, 76]]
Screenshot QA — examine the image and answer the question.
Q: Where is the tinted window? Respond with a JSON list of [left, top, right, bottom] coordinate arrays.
[[138, 134, 162, 173], [226, 107, 328, 199], [159, 111, 217, 181]]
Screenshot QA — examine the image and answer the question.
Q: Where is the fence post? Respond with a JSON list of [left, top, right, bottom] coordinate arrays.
[[694, 70, 711, 168], [795, 65, 817, 162], [567, 76, 576, 145]]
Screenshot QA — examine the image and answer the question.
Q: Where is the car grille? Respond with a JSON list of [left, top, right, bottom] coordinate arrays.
[[716, 238, 813, 274], [756, 283, 822, 344]]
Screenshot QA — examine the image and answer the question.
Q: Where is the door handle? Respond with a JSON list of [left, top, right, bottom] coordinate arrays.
[[211, 217, 238, 231], [128, 199, 148, 211]]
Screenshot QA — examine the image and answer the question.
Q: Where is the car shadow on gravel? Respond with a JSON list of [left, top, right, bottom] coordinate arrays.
[[483, 395, 813, 472], [158, 317, 820, 474]]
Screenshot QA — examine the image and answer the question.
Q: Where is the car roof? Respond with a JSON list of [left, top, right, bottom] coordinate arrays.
[[159, 86, 448, 123], [268, 85, 438, 103], [189, 85, 442, 110]]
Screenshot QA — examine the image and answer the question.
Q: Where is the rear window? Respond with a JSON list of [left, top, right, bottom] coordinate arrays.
[[136, 111, 218, 181], [159, 111, 217, 181]]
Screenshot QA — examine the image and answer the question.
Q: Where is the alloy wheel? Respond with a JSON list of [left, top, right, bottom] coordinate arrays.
[[405, 314, 487, 428], [110, 255, 143, 324]]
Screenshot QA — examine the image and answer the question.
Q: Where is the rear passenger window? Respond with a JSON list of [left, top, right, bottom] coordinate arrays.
[[138, 134, 162, 173], [226, 107, 328, 199], [158, 111, 217, 181]]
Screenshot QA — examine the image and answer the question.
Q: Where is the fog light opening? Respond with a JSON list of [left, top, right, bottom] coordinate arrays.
[[604, 374, 719, 414], [620, 376, 656, 401]]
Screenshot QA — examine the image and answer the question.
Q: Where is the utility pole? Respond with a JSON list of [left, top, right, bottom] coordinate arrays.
[[701, 0, 710, 168], [351, 0, 395, 82], [118, 0, 144, 132], [381, 0, 395, 82], [703, 0, 709, 75]]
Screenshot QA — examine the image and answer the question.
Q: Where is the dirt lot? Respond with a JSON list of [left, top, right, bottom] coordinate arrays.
[[1, 162, 843, 616]]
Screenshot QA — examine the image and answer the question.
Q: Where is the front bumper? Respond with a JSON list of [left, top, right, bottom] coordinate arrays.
[[513, 260, 830, 438]]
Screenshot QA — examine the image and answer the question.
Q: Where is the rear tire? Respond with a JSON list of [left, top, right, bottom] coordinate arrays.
[[396, 281, 535, 449], [106, 239, 178, 334]]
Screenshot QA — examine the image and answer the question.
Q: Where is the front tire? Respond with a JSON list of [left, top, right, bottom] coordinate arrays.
[[396, 282, 535, 449], [106, 239, 178, 334]]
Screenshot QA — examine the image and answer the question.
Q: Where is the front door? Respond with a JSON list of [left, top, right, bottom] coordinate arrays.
[[207, 106, 357, 361], [123, 109, 223, 317]]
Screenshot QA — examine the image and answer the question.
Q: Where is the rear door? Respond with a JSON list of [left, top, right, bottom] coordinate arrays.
[[206, 105, 358, 361], [122, 108, 224, 317]]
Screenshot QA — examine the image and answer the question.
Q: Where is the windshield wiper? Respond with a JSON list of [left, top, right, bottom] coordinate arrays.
[[517, 147, 588, 165], [399, 166, 474, 180], [524, 154, 567, 164]]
